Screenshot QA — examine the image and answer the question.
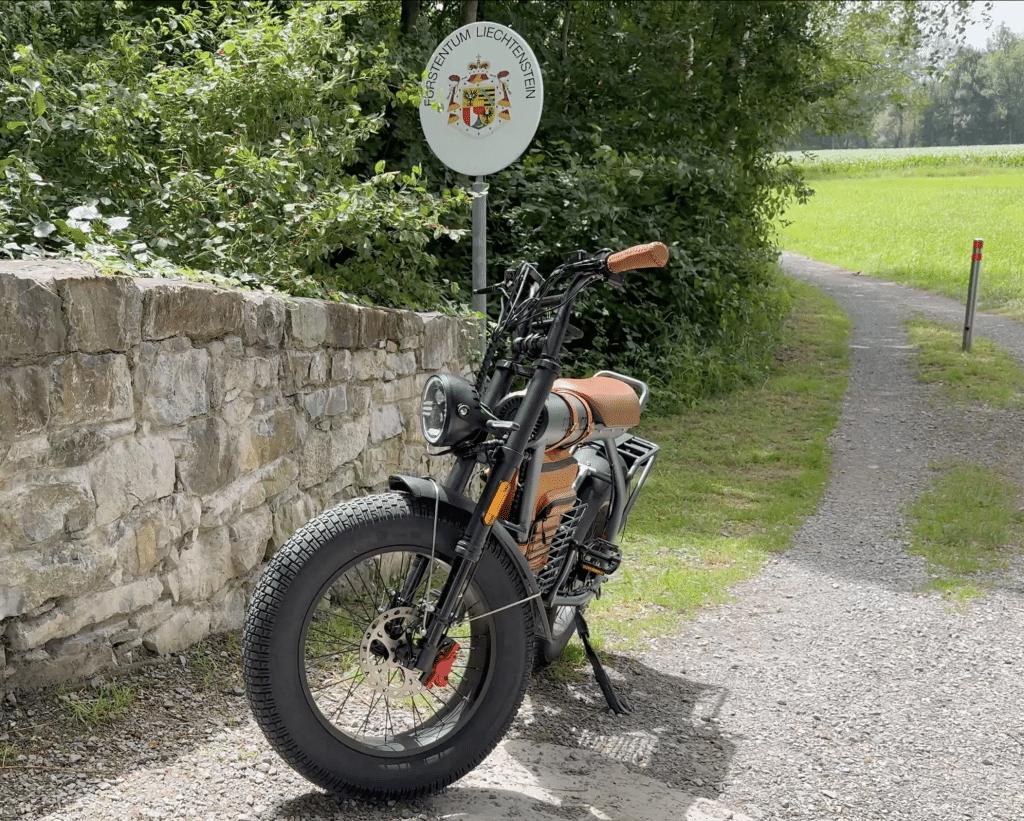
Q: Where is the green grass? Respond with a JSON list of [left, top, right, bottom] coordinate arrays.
[[906, 463, 1024, 601], [57, 683, 138, 727], [582, 276, 850, 648], [901, 314, 1024, 601], [0, 742, 18, 767], [778, 170, 1024, 320], [906, 315, 1024, 408]]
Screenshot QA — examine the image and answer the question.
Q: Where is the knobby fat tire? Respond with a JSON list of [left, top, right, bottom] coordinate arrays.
[[242, 492, 533, 801]]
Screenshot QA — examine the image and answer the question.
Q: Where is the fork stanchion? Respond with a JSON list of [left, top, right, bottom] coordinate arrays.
[[962, 238, 983, 352]]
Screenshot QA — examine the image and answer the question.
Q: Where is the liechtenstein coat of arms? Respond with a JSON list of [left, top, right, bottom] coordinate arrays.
[[445, 58, 512, 138], [420, 23, 542, 176]]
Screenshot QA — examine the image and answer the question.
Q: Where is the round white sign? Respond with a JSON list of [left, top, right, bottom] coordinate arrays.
[[419, 23, 544, 177]]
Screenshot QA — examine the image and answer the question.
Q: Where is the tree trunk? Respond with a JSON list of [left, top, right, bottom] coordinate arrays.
[[462, 0, 478, 25], [719, 10, 750, 155], [400, 0, 420, 35], [561, 0, 572, 60]]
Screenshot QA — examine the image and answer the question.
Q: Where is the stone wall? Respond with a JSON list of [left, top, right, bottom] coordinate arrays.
[[0, 260, 473, 690]]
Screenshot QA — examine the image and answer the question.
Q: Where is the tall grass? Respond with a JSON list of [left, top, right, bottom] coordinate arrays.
[[782, 145, 1024, 179]]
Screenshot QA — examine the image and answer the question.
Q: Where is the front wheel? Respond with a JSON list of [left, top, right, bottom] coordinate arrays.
[[242, 492, 533, 801]]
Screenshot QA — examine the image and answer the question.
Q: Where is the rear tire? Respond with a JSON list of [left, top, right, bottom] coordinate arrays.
[[242, 492, 533, 801], [537, 603, 582, 667]]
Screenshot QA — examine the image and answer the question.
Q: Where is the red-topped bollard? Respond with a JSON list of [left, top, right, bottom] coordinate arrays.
[[962, 238, 983, 352]]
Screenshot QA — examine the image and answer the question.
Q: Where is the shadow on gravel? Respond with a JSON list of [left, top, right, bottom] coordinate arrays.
[[2, 639, 738, 821], [0, 637, 253, 821], [266, 654, 739, 821], [512, 652, 737, 799]]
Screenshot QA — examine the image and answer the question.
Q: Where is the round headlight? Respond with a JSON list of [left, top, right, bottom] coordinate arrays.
[[419, 374, 484, 447], [421, 375, 448, 445]]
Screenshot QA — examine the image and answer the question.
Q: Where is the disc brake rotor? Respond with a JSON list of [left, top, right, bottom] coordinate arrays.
[[358, 607, 425, 697]]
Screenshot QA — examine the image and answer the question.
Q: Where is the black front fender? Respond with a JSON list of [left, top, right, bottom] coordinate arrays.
[[387, 474, 550, 640]]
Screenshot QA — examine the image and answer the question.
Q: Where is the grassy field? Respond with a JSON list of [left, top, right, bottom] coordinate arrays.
[[584, 276, 850, 648], [781, 144, 1024, 178], [900, 316, 1024, 601], [777, 146, 1024, 321]]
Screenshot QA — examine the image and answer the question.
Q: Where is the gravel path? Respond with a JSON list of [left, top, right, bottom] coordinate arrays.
[[640, 254, 1024, 820], [3, 254, 1024, 820]]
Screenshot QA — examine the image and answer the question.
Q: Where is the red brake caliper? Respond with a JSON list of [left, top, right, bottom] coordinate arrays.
[[424, 638, 460, 689]]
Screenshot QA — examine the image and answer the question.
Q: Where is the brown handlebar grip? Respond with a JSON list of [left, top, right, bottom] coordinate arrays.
[[606, 242, 669, 274]]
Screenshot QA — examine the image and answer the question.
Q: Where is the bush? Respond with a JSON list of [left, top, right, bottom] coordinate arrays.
[[0, 0, 469, 307], [488, 140, 793, 410], [1, 0, 822, 408]]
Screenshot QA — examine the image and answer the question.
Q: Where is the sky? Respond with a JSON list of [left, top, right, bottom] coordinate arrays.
[[963, 0, 1024, 49]]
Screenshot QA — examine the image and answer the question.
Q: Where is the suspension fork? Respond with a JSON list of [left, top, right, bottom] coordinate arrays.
[[392, 554, 432, 610], [411, 355, 562, 674]]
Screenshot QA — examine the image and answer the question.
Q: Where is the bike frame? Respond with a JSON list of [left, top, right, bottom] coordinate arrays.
[[405, 256, 651, 676]]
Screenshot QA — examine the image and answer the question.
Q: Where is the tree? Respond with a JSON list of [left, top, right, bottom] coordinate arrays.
[[789, 0, 983, 148], [985, 27, 1024, 143], [919, 47, 995, 144], [0, 0, 987, 406]]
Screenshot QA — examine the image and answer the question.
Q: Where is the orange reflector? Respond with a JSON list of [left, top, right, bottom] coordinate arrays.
[[483, 480, 513, 526]]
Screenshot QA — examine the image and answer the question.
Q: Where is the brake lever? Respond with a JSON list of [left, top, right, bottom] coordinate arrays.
[[473, 284, 506, 296]]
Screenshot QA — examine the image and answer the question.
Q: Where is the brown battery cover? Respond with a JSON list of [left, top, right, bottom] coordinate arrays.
[[552, 376, 641, 429], [521, 448, 578, 572]]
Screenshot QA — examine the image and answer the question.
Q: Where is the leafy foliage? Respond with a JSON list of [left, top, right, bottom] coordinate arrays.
[[488, 140, 796, 407], [0, 0, 948, 406], [0, 0, 469, 306]]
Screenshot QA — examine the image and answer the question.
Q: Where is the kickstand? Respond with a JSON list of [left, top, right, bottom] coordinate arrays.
[[573, 610, 633, 715]]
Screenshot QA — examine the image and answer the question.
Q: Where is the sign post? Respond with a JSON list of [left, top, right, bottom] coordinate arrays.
[[962, 238, 983, 352], [419, 23, 544, 348], [471, 176, 488, 322]]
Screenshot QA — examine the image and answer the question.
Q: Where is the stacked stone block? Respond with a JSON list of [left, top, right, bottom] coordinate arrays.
[[0, 260, 472, 689]]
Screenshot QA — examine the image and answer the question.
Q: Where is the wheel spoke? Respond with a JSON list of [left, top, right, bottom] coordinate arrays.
[[371, 555, 394, 612], [343, 570, 377, 624], [297, 546, 497, 754], [305, 626, 360, 650], [310, 667, 362, 694]]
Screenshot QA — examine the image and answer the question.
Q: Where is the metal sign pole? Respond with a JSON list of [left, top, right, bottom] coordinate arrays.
[[418, 23, 543, 356], [471, 176, 488, 353]]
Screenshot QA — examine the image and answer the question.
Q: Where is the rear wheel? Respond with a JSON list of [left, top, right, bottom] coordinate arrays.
[[538, 603, 582, 666], [242, 492, 533, 801]]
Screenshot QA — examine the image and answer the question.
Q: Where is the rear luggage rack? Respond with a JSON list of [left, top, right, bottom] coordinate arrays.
[[616, 434, 659, 530], [617, 435, 658, 473]]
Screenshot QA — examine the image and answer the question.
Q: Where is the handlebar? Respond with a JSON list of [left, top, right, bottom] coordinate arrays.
[[606, 242, 670, 275], [477, 240, 670, 389]]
